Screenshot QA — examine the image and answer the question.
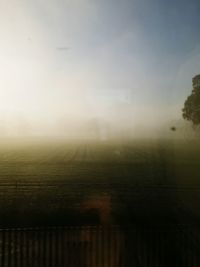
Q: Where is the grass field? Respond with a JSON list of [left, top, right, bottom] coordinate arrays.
[[0, 138, 199, 227]]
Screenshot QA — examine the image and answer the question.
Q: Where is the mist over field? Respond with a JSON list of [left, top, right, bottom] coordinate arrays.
[[0, 113, 194, 140], [0, 0, 200, 141], [1, 2, 200, 265], [0, 95, 194, 140]]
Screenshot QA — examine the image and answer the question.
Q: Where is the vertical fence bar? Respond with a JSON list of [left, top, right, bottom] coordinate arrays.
[[38, 229, 42, 267], [41, 229, 46, 267], [0, 225, 199, 266], [28, 229, 32, 267], [43, 228, 47, 267], [4, 230, 8, 267], [13, 228, 18, 267], [34, 228, 39, 267], [55, 227, 59, 267], [1, 230, 5, 267], [60, 227, 65, 267]]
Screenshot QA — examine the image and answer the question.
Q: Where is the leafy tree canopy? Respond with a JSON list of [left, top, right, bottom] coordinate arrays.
[[182, 74, 200, 126]]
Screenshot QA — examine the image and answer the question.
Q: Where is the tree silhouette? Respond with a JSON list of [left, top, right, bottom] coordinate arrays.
[[182, 74, 200, 127]]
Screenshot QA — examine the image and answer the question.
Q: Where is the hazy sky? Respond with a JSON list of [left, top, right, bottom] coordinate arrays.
[[0, 0, 200, 136]]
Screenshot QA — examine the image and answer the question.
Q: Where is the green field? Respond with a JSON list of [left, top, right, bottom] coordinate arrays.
[[0, 138, 199, 227]]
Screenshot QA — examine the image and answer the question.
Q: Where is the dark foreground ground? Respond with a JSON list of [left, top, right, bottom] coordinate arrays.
[[0, 138, 199, 266], [0, 138, 199, 227]]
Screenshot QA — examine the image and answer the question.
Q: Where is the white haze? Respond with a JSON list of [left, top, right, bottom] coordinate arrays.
[[0, 0, 199, 139]]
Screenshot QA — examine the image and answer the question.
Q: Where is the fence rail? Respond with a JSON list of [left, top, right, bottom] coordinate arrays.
[[0, 225, 200, 267]]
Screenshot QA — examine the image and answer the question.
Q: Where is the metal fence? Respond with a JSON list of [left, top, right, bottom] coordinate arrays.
[[0, 225, 200, 267]]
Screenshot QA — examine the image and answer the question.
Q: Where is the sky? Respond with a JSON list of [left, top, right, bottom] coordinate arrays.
[[0, 0, 200, 137]]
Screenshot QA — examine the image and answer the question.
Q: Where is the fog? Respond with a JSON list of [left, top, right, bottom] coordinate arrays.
[[0, 0, 200, 140], [0, 104, 191, 140]]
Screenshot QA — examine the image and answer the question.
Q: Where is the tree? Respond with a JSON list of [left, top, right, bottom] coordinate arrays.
[[182, 74, 200, 127]]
